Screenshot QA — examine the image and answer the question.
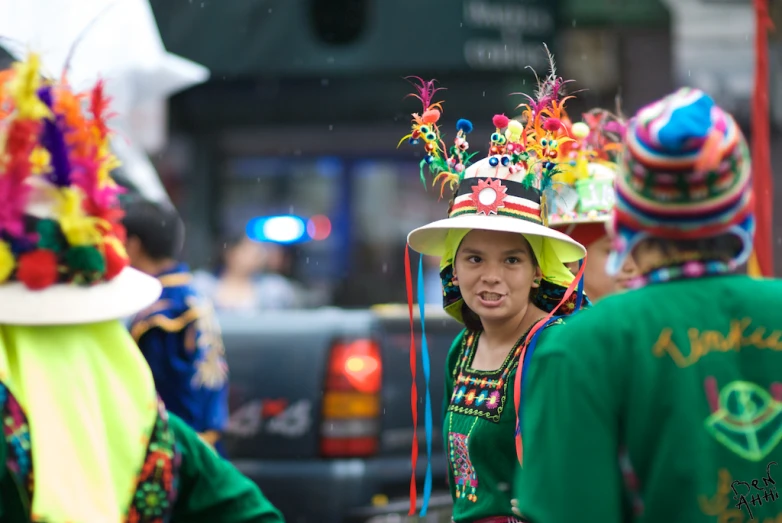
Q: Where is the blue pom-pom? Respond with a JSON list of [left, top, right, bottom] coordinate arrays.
[[489, 157, 499, 167], [456, 119, 474, 134]]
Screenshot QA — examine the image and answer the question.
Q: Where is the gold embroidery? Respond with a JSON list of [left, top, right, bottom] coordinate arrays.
[[652, 319, 782, 368]]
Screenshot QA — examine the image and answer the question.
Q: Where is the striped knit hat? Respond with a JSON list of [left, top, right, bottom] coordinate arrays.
[[606, 87, 754, 275]]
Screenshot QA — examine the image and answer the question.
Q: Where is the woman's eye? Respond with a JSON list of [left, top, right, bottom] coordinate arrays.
[[468, 256, 481, 263], [506, 257, 520, 264]]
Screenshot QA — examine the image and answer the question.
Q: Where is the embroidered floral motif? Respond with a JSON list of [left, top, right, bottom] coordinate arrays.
[[126, 400, 182, 523], [0, 381, 33, 501], [449, 432, 477, 502], [448, 331, 522, 422]]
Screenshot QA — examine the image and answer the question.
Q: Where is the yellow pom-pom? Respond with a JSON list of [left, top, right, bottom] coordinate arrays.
[[0, 241, 15, 283], [505, 120, 524, 142], [571, 122, 590, 140]]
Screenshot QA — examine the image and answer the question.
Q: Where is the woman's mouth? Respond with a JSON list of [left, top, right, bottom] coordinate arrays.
[[477, 291, 505, 307]]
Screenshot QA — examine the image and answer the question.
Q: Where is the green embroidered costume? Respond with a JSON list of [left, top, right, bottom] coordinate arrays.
[[445, 325, 558, 523]]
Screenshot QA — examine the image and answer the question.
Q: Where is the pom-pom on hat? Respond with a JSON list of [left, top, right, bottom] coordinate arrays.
[[606, 87, 754, 275], [0, 53, 161, 325]]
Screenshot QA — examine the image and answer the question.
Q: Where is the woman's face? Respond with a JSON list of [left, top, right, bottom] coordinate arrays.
[[569, 235, 639, 301], [225, 238, 265, 275], [453, 230, 542, 326]]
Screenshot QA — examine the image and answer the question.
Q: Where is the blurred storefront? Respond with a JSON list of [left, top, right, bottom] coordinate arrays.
[[148, 0, 673, 306]]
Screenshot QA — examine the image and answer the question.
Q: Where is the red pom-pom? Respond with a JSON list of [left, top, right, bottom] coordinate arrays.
[[422, 109, 441, 124], [104, 241, 129, 280], [492, 114, 510, 129], [17, 250, 59, 290], [544, 118, 562, 132]]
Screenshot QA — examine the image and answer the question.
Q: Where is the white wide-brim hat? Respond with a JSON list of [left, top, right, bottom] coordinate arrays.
[[407, 214, 586, 262], [0, 267, 162, 326]]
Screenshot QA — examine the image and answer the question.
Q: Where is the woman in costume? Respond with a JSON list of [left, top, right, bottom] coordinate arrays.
[[547, 108, 639, 301], [401, 57, 587, 522], [0, 55, 283, 522]]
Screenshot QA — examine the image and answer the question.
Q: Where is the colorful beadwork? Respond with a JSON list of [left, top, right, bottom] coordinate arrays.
[[126, 400, 182, 523], [448, 332, 522, 422], [0, 381, 33, 502], [626, 259, 736, 290], [448, 431, 478, 502]]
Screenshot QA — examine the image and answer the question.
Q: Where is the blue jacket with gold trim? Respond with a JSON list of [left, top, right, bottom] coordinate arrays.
[[129, 263, 229, 436]]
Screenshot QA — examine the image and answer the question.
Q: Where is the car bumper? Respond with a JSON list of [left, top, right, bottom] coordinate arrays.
[[232, 454, 449, 523]]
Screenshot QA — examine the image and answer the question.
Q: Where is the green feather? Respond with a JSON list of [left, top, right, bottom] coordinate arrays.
[[419, 159, 428, 186], [463, 152, 480, 167], [522, 173, 537, 188]]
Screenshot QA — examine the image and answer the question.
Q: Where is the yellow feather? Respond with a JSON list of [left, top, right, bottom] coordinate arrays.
[[8, 54, 52, 121]]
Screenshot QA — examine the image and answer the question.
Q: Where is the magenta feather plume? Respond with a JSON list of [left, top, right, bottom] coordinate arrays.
[[404, 76, 445, 111]]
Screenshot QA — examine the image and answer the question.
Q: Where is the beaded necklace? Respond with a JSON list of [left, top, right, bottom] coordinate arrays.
[[626, 258, 736, 290]]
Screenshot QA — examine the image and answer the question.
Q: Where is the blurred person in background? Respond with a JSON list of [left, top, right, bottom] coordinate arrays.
[[123, 199, 231, 456], [548, 108, 639, 302], [513, 88, 779, 523], [193, 236, 303, 311], [0, 53, 282, 522], [422, 254, 444, 305]]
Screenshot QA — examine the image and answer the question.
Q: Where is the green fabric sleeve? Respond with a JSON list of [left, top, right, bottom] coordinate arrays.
[[514, 350, 622, 523], [169, 412, 285, 523], [443, 329, 466, 502]]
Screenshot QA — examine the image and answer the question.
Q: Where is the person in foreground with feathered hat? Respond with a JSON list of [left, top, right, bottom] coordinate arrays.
[[513, 88, 782, 523], [0, 54, 283, 522], [401, 50, 587, 522]]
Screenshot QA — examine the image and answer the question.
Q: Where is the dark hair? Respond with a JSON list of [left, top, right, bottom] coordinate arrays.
[[459, 234, 540, 332], [122, 198, 185, 261], [638, 234, 742, 263]]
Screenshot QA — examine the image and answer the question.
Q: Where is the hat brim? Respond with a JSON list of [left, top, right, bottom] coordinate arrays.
[[549, 214, 611, 226], [407, 214, 586, 263], [0, 267, 162, 326]]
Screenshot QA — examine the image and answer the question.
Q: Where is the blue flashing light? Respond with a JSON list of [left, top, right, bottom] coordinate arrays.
[[246, 215, 309, 244]]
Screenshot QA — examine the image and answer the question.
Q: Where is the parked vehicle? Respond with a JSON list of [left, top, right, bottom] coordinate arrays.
[[220, 305, 462, 523]]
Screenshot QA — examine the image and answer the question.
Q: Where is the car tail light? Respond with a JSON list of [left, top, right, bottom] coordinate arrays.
[[320, 339, 382, 458]]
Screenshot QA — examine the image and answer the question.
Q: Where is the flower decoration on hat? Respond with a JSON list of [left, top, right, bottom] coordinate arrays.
[[400, 47, 577, 224], [398, 77, 481, 198], [547, 107, 626, 225], [0, 53, 130, 290]]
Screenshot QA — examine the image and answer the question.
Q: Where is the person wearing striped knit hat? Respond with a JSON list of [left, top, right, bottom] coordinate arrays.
[[512, 87, 782, 523]]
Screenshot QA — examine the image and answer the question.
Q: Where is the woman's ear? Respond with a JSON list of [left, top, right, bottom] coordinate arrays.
[[531, 266, 543, 288]]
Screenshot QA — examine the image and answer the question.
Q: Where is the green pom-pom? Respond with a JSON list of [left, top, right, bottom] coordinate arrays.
[[36, 219, 65, 253], [65, 246, 106, 284]]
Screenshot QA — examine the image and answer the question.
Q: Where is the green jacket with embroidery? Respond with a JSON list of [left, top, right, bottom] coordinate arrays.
[[0, 410, 285, 523], [515, 275, 782, 523]]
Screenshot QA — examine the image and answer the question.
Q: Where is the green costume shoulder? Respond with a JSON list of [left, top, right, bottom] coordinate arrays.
[[169, 411, 285, 523]]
